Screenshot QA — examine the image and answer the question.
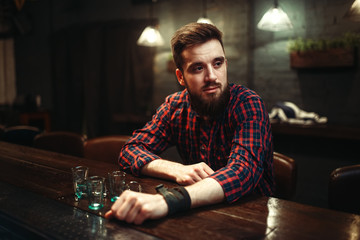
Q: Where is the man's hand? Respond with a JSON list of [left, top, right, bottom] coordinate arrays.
[[104, 190, 168, 225], [174, 162, 215, 185], [141, 160, 215, 186]]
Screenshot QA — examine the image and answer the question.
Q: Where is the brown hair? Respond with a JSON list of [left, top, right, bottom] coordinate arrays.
[[171, 23, 224, 72]]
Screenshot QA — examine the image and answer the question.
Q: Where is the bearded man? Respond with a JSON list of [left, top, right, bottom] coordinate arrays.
[[105, 22, 274, 225]]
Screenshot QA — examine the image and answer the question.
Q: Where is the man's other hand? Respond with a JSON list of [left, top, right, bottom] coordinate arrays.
[[175, 162, 214, 185], [105, 190, 168, 225]]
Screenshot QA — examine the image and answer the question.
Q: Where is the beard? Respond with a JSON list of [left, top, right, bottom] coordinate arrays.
[[187, 81, 230, 119]]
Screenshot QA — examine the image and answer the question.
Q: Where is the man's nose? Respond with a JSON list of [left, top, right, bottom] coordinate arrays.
[[205, 66, 217, 82]]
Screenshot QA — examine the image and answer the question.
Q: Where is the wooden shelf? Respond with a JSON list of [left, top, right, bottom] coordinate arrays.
[[290, 48, 355, 68]]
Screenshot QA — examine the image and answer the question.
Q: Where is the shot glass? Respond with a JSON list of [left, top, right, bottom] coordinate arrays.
[[71, 166, 89, 201], [108, 171, 127, 202], [128, 180, 142, 192], [87, 176, 105, 210]]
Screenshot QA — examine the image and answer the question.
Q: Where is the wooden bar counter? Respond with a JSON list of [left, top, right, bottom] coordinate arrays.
[[0, 141, 359, 239]]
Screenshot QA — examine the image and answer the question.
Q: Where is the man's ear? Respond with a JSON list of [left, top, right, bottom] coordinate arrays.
[[176, 69, 185, 86]]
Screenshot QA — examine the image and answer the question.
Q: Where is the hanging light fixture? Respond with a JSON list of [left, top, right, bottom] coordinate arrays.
[[344, 0, 360, 21], [137, 0, 164, 47], [137, 25, 164, 47], [257, 0, 293, 32], [197, 0, 214, 25]]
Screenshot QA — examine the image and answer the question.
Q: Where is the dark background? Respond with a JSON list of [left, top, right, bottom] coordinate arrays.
[[1, 0, 360, 211]]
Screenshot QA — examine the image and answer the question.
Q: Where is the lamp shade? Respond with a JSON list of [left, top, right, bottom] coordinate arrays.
[[344, 0, 360, 21], [257, 6, 293, 31], [137, 26, 164, 47], [197, 17, 214, 25]]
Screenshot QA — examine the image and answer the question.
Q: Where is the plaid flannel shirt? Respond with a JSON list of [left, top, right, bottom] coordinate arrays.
[[119, 83, 274, 203]]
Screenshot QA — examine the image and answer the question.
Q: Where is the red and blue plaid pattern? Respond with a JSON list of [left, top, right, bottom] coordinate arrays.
[[119, 83, 274, 203]]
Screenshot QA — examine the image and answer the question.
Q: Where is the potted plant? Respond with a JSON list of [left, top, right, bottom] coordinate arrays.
[[287, 32, 360, 68]]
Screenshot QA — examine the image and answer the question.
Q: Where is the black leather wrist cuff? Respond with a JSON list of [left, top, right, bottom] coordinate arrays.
[[155, 184, 191, 216]]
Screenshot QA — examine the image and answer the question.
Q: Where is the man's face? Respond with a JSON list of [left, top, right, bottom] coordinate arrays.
[[176, 39, 229, 117]]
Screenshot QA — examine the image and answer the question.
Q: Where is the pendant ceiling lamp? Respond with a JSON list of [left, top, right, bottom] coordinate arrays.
[[137, 26, 164, 47], [257, 0, 293, 32], [197, 0, 214, 25], [137, 0, 164, 47], [344, 0, 360, 21]]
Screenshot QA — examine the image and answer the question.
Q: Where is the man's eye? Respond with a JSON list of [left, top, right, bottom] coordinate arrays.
[[214, 61, 223, 68], [192, 66, 203, 72]]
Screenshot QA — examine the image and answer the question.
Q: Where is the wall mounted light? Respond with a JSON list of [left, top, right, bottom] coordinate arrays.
[[137, 0, 164, 47], [344, 0, 360, 21], [197, 0, 214, 25], [257, 0, 293, 32]]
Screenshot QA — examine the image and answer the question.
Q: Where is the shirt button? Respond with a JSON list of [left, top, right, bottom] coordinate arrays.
[[200, 145, 206, 151]]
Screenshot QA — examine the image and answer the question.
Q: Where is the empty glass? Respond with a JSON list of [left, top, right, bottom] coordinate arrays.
[[128, 180, 142, 192], [71, 166, 89, 201], [108, 171, 127, 202], [87, 176, 105, 210]]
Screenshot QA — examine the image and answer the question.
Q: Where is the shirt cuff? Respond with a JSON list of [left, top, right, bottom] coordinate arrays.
[[131, 152, 161, 176]]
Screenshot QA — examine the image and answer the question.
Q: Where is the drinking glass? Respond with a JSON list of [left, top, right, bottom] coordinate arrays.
[[71, 166, 89, 201], [108, 171, 127, 202], [87, 176, 105, 210], [128, 180, 142, 192]]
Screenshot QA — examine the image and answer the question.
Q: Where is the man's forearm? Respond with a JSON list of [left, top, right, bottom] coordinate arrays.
[[142, 160, 225, 206], [185, 178, 225, 208], [140, 159, 182, 182], [140, 159, 215, 185], [141, 159, 225, 208], [141, 159, 225, 207]]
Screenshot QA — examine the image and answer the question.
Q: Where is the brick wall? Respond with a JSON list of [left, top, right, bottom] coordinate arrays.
[[252, 0, 360, 125], [12, 0, 360, 129]]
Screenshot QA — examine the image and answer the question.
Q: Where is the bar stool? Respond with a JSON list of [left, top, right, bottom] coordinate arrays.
[[84, 135, 130, 164], [3, 125, 42, 146], [33, 131, 86, 157], [273, 152, 297, 200], [0, 124, 5, 140], [328, 164, 360, 214]]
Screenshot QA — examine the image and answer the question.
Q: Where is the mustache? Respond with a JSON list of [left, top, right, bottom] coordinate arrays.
[[202, 82, 222, 90]]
